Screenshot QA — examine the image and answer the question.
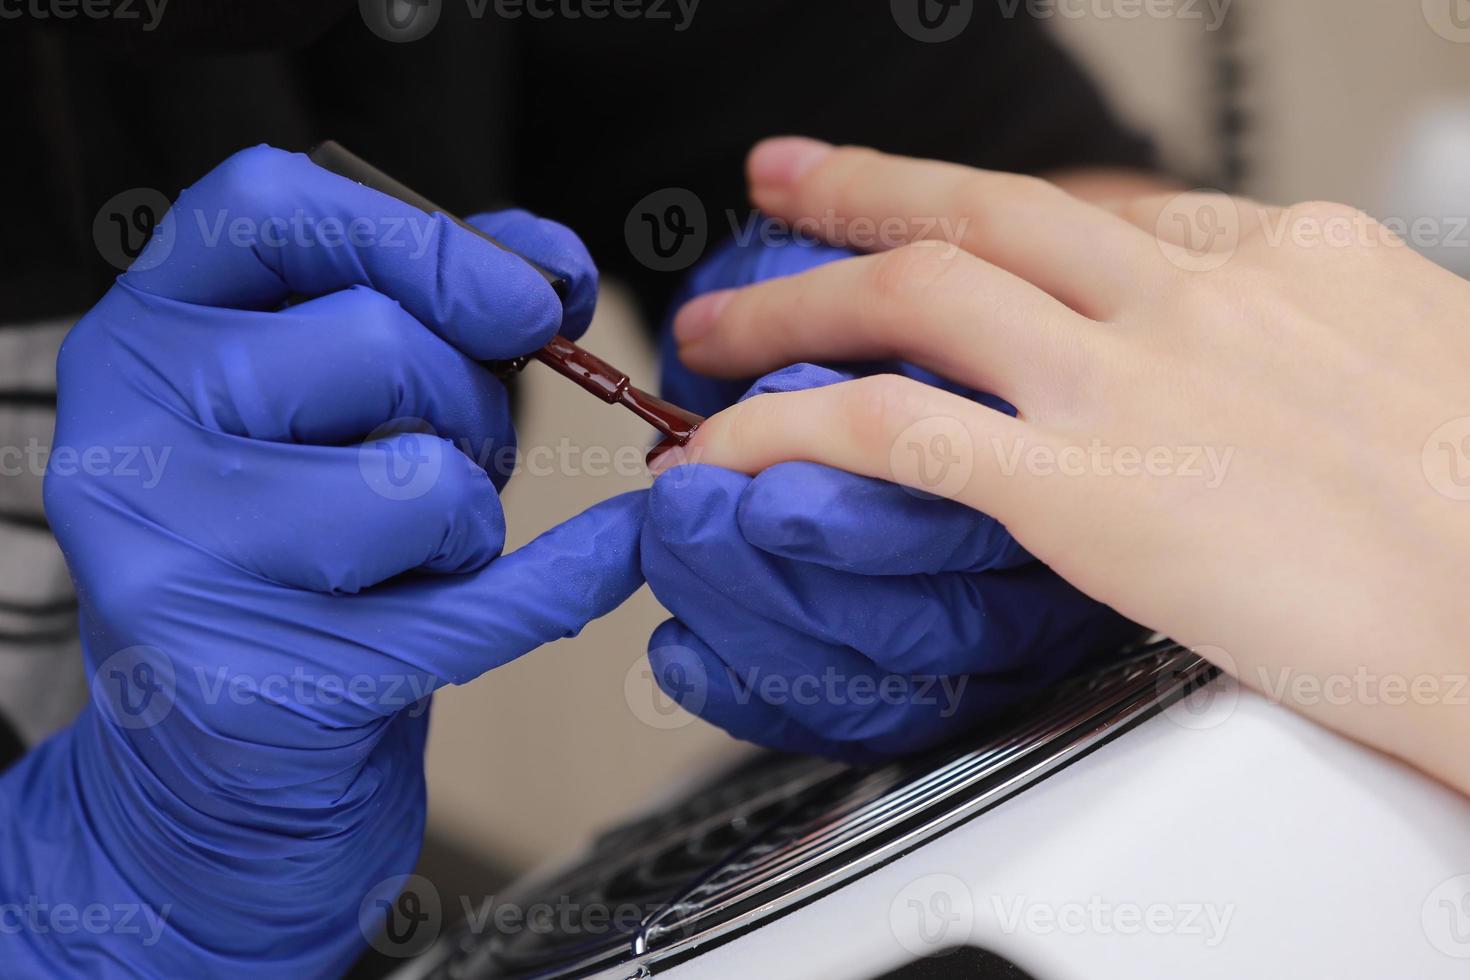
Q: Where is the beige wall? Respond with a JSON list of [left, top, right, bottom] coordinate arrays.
[[1050, 0, 1470, 218], [423, 286, 746, 871], [425, 0, 1470, 872]]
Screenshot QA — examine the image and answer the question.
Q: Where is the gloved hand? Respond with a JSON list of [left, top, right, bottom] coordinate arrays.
[[660, 223, 992, 410], [0, 146, 644, 978], [659, 220, 855, 416], [645, 234, 1141, 761]]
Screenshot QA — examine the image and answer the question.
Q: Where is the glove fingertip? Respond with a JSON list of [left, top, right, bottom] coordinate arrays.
[[466, 209, 600, 342], [738, 363, 854, 402], [496, 490, 648, 635], [649, 464, 750, 549], [737, 462, 877, 567], [646, 621, 848, 757]]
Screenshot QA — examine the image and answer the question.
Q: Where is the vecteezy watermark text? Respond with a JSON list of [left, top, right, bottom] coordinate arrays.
[[191, 209, 441, 260], [623, 195, 972, 273], [0, 0, 168, 31], [995, 0, 1232, 30], [93, 646, 439, 732], [0, 898, 171, 948], [990, 895, 1235, 947], [625, 646, 971, 731], [992, 437, 1235, 489], [360, 874, 662, 958], [725, 210, 971, 257], [725, 666, 969, 716], [886, 875, 1235, 959], [8, 439, 172, 490], [1255, 666, 1470, 709], [359, 0, 697, 44], [194, 665, 437, 717], [1157, 191, 1470, 272], [485, 0, 698, 29]]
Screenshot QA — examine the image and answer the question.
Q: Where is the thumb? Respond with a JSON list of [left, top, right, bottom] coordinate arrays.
[[364, 491, 649, 685]]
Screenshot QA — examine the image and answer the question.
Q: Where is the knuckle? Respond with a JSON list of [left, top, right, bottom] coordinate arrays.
[[1289, 199, 1366, 226], [1115, 195, 1161, 230], [867, 242, 960, 304], [47, 320, 122, 524], [1233, 204, 1273, 246], [350, 290, 415, 361], [208, 144, 294, 215], [41, 462, 85, 527], [1038, 329, 1127, 426], [714, 398, 768, 461], [73, 547, 173, 619], [53, 315, 105, 384], [1234, 200, 1388, 260], [426, 443, 491, 508], [1127, 192, 1180, 222], [837, 374, 920, 448], [1284, 200, 1378, 252]]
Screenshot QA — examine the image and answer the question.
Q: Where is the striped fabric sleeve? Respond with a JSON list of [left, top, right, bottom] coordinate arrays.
[[0, 320, 87, 761]]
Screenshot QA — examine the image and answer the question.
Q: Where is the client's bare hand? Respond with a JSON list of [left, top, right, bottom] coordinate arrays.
[[660, 137, 1470, 796]]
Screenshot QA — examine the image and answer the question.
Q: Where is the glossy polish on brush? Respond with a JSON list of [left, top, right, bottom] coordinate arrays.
[[533, 336, 703, 466], [307, 141, 705, 463]]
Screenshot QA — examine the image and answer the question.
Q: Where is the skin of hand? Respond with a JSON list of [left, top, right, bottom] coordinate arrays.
[[658, 137, 1470, 798], [1043, 166, 1185, 207]]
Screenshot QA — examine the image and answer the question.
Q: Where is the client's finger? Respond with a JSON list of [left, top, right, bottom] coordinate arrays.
[[746, 138, 1169, 317], [1105, 191, 1269, 267], [656, 374, 1056, 530], [673, 242, 1098, 415]]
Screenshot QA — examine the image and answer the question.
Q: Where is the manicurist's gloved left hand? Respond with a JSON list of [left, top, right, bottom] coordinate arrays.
[[645, 235, 1141, 761], [0, 146, 643, 978]]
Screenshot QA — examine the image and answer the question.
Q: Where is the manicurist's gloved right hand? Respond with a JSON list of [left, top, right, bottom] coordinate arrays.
[[0, 146, 644, 978]]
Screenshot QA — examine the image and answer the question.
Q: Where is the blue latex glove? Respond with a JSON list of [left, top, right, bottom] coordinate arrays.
[[646, 235, 1141, 762], [659, 220, 856, 416], [0, 146, 644, 977], [660, 222, 990, 409]]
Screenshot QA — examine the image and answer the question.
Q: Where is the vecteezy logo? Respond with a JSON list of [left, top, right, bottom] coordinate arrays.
[[911, 433, 963, 488], [890, 416, 974, 501], [1423, 875, 1470, 958], [888, 874, 974, 957], [624, 188, 708, 272], [1155, 190, 1240, 272], [624, 646, 708, 730], [360, 0, 441, 42], [1425, 0, 1470, 42], [1159, 644, 1239, 731], [382, 891, 430, 943], [891, 0, 973, 43], [360, 874, 443, 957], [1423, 417, 1470, 501], [93, 188, 175, 272], [359, 418, 445, 501], [93, 646, 177, 731]]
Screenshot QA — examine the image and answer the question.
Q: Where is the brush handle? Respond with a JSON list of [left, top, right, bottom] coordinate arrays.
[[308, 140, 567, 298]]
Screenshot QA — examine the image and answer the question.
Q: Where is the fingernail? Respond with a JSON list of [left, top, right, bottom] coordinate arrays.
[[646, 438, 682, 476], [748, 137, 833, 189], [673, 289, 735, 346]]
